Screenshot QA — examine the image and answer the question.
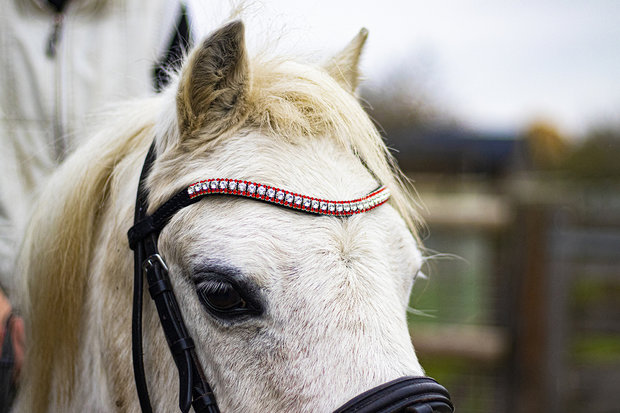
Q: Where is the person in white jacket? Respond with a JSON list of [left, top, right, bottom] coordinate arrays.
[[0, 0, 193, 408]]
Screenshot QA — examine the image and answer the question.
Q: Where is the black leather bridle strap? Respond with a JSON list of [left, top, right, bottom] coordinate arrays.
[[131, 144, 156, 413], [130, 144, 219, 413], [128, 188, 199, 250], [333, 376, 453, 413]]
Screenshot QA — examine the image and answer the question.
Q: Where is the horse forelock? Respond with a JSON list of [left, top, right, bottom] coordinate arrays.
[[250, 59, 422, 234], [151, 56, 422, 237]]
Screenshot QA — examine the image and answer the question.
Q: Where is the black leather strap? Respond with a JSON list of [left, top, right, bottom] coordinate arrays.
[[128, 190, 199, 250], [129, 143, 219, 413], [148, 278, 172, 298], [172, 337, 195, 355], [127, 217, 155, 250], [333, 376, 453, 413], [131, 144, 156, 413]]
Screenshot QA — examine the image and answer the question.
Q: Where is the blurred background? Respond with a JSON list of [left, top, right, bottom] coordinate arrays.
[[188, 1, 620, 412]]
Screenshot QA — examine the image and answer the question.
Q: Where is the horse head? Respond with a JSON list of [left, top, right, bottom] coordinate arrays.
[[16, 20, 452, 413]]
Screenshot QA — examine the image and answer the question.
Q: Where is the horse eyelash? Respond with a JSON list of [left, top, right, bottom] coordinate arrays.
[[195, 279, 233, 294]]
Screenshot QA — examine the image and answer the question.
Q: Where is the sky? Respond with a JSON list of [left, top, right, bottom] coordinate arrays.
[[187, 1, 620, 139]]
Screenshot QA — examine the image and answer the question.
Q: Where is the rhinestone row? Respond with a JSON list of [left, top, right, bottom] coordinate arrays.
[[186, 179, 390, 216]]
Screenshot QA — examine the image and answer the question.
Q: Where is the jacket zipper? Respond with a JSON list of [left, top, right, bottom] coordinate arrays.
[[46, 12, 67, 163]]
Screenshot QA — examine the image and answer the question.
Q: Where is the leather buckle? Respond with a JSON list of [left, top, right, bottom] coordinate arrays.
[[142, 254, 169, 277]]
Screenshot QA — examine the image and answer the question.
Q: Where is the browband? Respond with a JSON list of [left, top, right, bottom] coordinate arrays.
[[188, 179, 389, 215], [128, 178, 390, 250]]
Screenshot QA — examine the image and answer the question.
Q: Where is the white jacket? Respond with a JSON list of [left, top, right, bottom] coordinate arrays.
[[0, 0, 189, 292]]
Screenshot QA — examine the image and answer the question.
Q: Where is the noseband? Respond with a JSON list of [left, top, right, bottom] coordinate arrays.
[[127, 144, 454, 413]]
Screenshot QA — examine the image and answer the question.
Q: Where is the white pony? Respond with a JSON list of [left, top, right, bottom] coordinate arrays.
[[14, 21, 437, 412]]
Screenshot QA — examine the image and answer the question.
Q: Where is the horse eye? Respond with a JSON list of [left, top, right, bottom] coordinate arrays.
[[197, 281, 247, 313]]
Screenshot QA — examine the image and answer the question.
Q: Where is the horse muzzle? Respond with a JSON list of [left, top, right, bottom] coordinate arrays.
[[333, 376, 454, 413]]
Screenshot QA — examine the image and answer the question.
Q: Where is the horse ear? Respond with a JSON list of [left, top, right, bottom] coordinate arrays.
[[325, 28, 368, 93], [176, 20, 250, 139]]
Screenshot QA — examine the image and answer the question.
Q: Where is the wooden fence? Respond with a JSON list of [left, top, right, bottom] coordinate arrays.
[[410, 175, 620, 413]]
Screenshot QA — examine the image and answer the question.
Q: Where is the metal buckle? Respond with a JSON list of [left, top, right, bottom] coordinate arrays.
[[142, 254, 169, 276]]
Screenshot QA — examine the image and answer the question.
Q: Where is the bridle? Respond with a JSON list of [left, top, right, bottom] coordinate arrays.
[[127, 143, 454, 413]]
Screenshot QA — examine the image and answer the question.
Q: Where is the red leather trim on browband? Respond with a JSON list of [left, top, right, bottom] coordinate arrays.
[[186, 179, 390, 216]]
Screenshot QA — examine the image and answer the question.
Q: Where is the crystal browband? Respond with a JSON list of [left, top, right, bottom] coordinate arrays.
[[186, 179, 390, 216]]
